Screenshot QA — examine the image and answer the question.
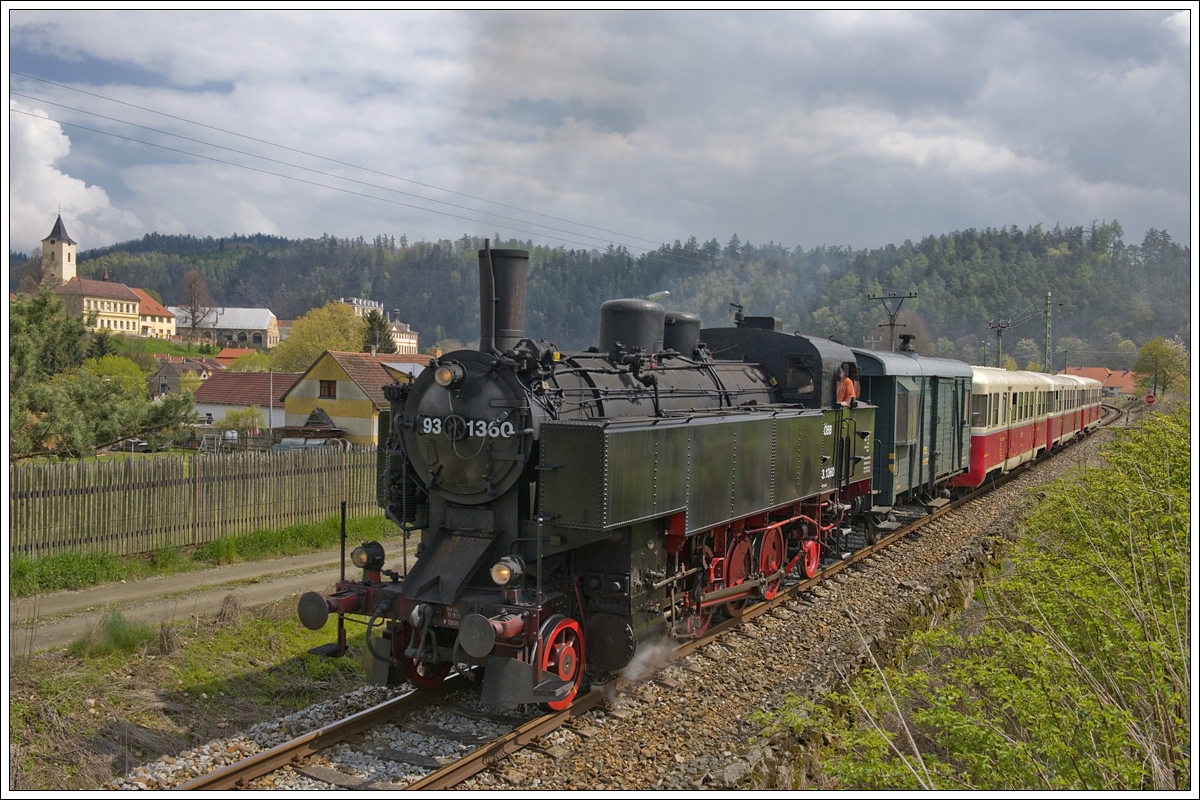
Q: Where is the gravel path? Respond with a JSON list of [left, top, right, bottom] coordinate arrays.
[[106, 431, 1112, 790]]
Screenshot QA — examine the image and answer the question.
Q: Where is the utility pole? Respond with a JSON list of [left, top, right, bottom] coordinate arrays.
[[862, 334, 883, 350], [867, 291, 918, 351], [988, 320, 1012, 368], [1042, 291, 1052, 374]]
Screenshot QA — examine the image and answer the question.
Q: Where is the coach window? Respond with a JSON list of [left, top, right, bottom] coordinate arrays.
[[971, 393, 988, 427], [320, 380, 337, 399]]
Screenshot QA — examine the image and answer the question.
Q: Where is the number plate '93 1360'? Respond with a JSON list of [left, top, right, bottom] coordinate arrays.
[[419, 415, 517, 440]]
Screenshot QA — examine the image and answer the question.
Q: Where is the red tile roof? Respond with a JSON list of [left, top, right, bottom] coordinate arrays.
[[1060, 366, 1138, 394], [323, 351, 433, 407], [130, 288, 174, 318], [192, 371, 301, 408], [216, 347, 259, 365]]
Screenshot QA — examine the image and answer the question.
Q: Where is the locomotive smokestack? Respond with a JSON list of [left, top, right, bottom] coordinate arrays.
[[479, 242, 529, 353]]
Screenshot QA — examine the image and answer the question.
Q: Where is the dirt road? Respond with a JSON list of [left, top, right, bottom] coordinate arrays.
[[8, 539, 413, 656]]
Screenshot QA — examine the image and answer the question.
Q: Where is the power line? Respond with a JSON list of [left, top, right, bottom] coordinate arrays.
[[11, 71, 667, 248], [11, 90, 636, 252], [15, 107, 718, 276], [11, 89, 724, 275]]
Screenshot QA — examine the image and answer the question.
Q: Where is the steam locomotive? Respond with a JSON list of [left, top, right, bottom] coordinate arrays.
[[298, 246, 885, 708], [299, 245, 1096, 710]]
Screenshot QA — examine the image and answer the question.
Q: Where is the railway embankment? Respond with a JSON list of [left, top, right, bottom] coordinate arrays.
[[740, 408, 1188, 790]]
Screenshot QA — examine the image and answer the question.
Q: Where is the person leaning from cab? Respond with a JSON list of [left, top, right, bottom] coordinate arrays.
[[836, 364, 858, 407]]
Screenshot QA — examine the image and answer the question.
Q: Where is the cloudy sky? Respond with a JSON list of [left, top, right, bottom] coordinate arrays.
[[6, 8, 1195, 258]]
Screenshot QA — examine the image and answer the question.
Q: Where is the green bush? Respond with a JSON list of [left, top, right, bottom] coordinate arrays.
[[764, 408, 1191, 790]]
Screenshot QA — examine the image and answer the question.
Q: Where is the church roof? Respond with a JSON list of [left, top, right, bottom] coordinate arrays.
[[43, 214, 77, 245]]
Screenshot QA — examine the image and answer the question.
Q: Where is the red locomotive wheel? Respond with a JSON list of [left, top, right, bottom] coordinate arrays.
[[801, 539, 821, 579], [400, 622, 451, 690], [723, 537, 753, 616], [756, 527, 786, 600], [539, 617, 584, 710]]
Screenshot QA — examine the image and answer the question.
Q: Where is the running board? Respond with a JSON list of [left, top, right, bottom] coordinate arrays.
[[924, 498, 950, 513]]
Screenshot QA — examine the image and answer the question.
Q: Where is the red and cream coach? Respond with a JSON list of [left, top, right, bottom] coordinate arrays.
[[951, 367, 1102, 489]]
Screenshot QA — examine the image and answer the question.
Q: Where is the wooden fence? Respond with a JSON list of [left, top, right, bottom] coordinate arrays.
[[8, 447, 382, 559]]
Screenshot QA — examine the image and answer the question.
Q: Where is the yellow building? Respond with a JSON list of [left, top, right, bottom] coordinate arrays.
[[131, 288, 176, 339], [54, 277, 141, 334], [281, 351, 432, 445]]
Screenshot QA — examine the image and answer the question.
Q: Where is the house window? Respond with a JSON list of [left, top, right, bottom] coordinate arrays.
[[320, 380, 337, 399]]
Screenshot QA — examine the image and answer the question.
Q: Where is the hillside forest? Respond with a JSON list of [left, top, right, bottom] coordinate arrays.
[[9, 221, 1189, 370]]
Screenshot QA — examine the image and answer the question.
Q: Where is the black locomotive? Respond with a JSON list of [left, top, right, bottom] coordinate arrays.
[[299, 246, 876, 709]]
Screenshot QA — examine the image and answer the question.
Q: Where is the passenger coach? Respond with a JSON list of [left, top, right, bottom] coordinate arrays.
[[950, 367, 1101, 489]]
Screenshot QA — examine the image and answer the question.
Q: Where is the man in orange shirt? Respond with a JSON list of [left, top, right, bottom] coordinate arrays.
[[836, 365, 858, 406]]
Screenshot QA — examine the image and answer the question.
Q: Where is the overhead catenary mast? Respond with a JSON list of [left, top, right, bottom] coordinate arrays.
[[867, 291, 919, 352]]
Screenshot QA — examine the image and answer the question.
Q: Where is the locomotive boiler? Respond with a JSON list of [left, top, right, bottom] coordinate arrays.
[[299, 245, 875, 709]]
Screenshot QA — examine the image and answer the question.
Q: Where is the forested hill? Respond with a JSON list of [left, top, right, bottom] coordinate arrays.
[[10, 222, 1189, 368]]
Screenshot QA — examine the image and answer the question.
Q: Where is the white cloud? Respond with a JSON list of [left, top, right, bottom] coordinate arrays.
[[8, 101, 145, 252], [1163, 11, 1190, 47]]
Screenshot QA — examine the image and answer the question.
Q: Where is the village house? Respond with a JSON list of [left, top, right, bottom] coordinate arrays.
[[147, 356, 223, 397], [216, 347, 259, 368], [1059, 366, 1138, 398], [192, 371, 300, 429], [280, 350, 431, 445]]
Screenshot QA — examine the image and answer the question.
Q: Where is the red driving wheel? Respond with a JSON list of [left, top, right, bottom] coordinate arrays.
[[801, 538, 821, 579], [539, 617, 584, 710], [723, 537, 753, 616], [400, 622, 451, 689], [756, 526, 786, 600]]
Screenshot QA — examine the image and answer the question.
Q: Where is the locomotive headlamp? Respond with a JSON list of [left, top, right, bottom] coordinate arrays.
[[490, 555, 525, 586], [433, 362, 467, 390], [350, 541, 386, 571]]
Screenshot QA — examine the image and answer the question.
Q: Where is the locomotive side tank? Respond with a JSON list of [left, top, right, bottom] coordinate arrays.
[[301, 245, 876, 709]]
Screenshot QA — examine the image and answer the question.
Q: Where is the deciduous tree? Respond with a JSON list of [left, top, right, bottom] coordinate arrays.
[[227, 351, 275, 372], [179, 269, 215, 348], [1134, 336, 1188, 397], [271, 302, 368, 372]]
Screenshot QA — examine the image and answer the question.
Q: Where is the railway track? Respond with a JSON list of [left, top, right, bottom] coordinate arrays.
[[178, 420, 1116, 791]]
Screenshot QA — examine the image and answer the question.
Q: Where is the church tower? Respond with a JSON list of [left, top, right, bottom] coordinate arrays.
[[41, 213, 78, 287]]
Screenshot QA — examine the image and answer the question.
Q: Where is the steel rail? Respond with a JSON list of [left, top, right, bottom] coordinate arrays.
[[178, 420, 1110, 791], [175, 675, 463, 790]]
